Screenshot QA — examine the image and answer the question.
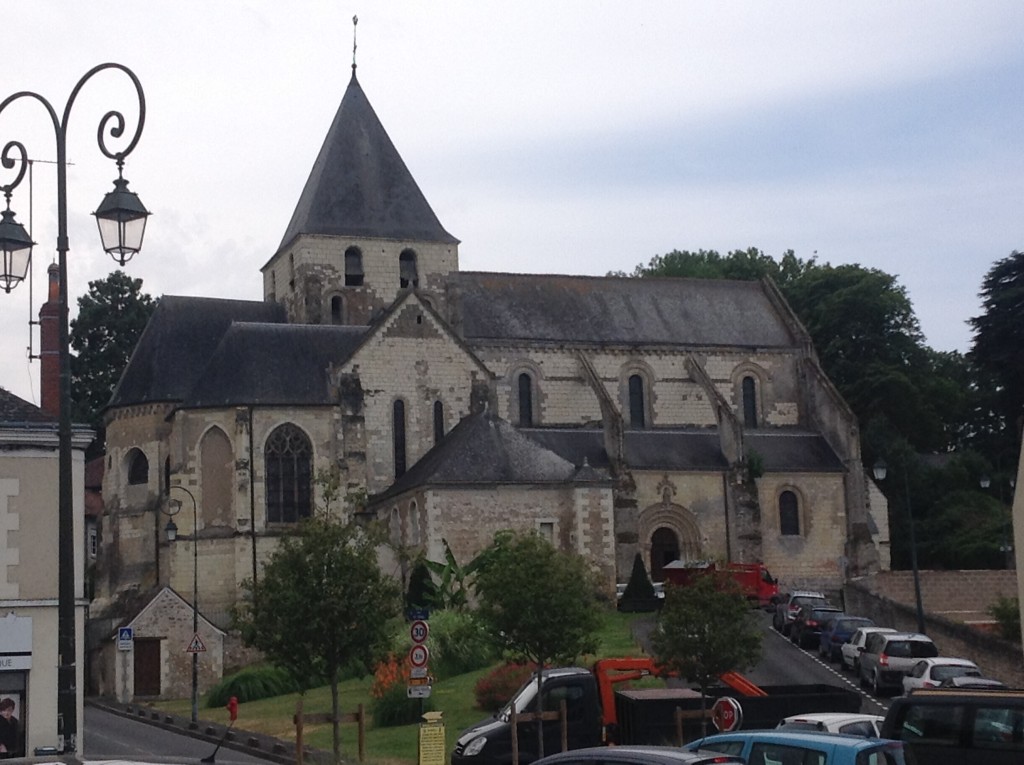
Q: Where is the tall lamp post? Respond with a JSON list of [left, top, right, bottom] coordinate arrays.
[[0, 64, 149, 754], [165, 485, 200, 724], [873, 459, 926, 634]]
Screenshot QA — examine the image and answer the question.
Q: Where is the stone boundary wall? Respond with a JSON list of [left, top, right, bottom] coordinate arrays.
[[844, 574, 1024, 689], [851, 570, 1017, 623]]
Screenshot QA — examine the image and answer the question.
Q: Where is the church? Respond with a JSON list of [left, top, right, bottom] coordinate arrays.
[[87, 66, 888, 699]]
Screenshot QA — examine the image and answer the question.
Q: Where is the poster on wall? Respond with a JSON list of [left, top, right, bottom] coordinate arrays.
[[0, 693, 23, 759]]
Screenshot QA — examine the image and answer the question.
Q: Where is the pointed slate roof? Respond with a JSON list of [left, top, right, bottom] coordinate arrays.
[[446, 273, 798, 348], [275, 71, 458, 256]]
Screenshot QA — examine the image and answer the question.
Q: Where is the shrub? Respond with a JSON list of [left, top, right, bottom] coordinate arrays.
[[988, 595, 1021, 642], [369, 653, 432, 727], [206, 664, 304, 707], [474, 662, 536, 712], [428, 609, 498, 679], [618, 553, 660, 613]]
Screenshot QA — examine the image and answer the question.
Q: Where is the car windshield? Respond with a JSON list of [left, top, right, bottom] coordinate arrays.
[[885, 640, 938, 658], [932, 666, 980, 681], [794, 596, 827, 608], [856, 742, 907, 765], [498, 676, 539, 720], [837, 618, 873, 632]]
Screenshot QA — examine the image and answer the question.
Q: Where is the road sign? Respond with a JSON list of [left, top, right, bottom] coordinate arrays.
[[410, 619, 429, 644], [408, 675, 430, 686], [409, 644, 429, 667], [186, 633, 207, 653], [117, 627, 133, 651], [711, 696, 743, 732], [406, 608, 430, 621], [407, 685, 432, 699], [411, 666, 428, 679]]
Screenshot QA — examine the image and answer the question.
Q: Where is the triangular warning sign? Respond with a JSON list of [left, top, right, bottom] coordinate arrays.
[[186, 633, 207, 653]]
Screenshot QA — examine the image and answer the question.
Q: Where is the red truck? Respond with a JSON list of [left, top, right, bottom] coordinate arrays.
[[661, 560, 779, 608]]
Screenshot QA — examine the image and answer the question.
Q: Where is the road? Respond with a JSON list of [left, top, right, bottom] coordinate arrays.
[[83, 705, 277, 764], [745, 611, 891, 717]]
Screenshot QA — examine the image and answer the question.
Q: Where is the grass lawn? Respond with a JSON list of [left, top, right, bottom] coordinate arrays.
[[152, 609, 650, 765]]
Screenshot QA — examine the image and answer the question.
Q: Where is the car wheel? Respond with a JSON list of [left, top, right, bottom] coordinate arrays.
[[859, 667, 868, 688]]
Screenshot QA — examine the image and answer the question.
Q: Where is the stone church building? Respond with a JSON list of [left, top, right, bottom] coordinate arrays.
[[87, 68, 888, 698]]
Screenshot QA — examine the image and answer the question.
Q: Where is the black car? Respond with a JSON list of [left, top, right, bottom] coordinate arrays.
[[790, 604, 844, 648], [534, 746, 744, 765]]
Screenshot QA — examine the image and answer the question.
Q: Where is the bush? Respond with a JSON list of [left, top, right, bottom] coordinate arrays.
[[370, 653, 433, 727], [428, 609, 498, 679], [474, 662, 536, 712], [206, 664, 306, 707], [988, 595, 1021, 642], [618, 553, 660, 613]]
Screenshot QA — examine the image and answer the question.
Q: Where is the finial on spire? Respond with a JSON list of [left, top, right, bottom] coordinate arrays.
[[352, 15, 359, 71]]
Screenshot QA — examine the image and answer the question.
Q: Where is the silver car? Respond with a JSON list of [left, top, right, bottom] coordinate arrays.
[[858, 631, 938, 695]]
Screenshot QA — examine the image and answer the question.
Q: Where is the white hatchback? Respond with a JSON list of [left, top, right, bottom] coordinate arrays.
[[840, 626, 897, 673], [902, 657, 981, 694], [776, 712, 885, 738]]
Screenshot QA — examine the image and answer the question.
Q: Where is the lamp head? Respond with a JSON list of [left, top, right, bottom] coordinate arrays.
[[165, 519, 178, 542], [0, 192, 33, 293], [872, 460, 888, 482], [93, 163, 149, 265]]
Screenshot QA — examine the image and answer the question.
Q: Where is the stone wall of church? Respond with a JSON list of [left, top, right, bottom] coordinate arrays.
[[263, 234, 458, 325]]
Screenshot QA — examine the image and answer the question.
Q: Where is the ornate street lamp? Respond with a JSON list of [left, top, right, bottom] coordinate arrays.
[[167, 486, 200, 725], [873, 459, 926, 634], [0, 63, 148, 754]]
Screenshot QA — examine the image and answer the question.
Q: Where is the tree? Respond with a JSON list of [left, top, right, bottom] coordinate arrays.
[[234, 513, 401, 764], [970, 250, 1024, 442], [650, 575, 761, 735], [69, 270, 156, 451], [617, 552, 659, 613], [473, 530, 604, 757]]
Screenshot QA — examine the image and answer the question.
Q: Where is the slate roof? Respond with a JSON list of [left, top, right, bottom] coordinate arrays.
[[745, 431, 846, 472], [109, 296, 287, 408], [274, 71, 458, 257], [0, 387, 55, 425], [447, 272, 797, 348], [184, 322, 367, 408]]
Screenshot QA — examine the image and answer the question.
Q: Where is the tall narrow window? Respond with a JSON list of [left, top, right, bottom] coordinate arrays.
[[127, 449, 149, 485], [265, 424, 313, 523], [628, 374, 646, 429], [331, 295, 344, 324], [742, 375, 758, 428], [344, 246, 364, 286], [393, 399, 407, 477], [433, 400, 445, 445], [780, 491, 800, 536], [201, 427, 234, 527], [399, 249, 419, 288], [164, 457, 171, 496], [518, 373, 534, 426]]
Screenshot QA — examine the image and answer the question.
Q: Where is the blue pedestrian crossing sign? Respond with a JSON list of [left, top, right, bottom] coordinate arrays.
[[117, 627, 133, 651]]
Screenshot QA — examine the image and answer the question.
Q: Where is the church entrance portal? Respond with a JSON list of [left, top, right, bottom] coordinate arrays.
[[650, 527, 680, 582]]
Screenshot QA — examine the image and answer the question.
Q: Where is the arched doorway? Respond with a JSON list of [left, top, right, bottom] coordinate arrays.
[[650, 527, 680, 582]]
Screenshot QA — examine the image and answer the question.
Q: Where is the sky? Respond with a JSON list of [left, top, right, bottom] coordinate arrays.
[[0, 1, 1022, 406]]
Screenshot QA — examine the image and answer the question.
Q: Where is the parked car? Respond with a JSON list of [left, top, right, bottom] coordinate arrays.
[[684, 730, 907, 764], [938, 675, 1008, 690], [859, 631, 938, 695], [840, 626, 897, 674], [533, 746, 744, 765], [882, 687, 1024, 764], [776, 712, 885, 737], [790, 604, 844, 648], [773, 590, 829, 636], [902, 657, 981, 694], [819, 616, 875, 662]]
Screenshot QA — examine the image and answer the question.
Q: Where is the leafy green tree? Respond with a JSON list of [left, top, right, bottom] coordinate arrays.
[[234, 513, 401, 764], [651, 575, 761, 735], [473, 530, 604, 757], [69, 270, 155, 451]]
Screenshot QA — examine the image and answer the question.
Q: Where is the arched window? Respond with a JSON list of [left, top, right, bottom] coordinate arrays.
[[345, 246, 364, 286], [399, 249, 419, 288], [330, 295, 344, 325], [518, 372, 534, 426], [288, 253, 295, 287], [164, 457, 171, 496], [742, 375, 758, 428], [127, 449, 149, 486], [780, 491, 800, 536], [628, 374, 646, 429], [201, 427, 234, 527], [393, 399, 407, 477], [265, 424, 313, 523], [433, 400, 445, 445]]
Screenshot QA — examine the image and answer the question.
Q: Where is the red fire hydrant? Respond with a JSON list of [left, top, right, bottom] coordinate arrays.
[[227, 695, 239, 722]]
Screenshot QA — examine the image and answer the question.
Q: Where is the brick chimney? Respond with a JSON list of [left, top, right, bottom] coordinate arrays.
[[39, 262, 60, 417]]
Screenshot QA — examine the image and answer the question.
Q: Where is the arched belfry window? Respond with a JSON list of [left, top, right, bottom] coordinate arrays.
[[628, 374, 646, 429], [399, 249, 419, 288], [393, 400, 407, 477], [127, 449, 149, 485], [265, 424, 312, 523], [518, 372, 534, 426], [780, 490, 800, 536], [345, 246, 364, 287], [330, 295, 344, 325], [742, 375, 758, 428], [433, 400, 445, 445]]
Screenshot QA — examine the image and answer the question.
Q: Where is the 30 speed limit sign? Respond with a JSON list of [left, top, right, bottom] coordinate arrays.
[[410, 620, 429, 644]]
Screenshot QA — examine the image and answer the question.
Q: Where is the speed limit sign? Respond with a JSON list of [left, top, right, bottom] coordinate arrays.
[[410, 620, 429, 644], [409, 643, 429, 668]]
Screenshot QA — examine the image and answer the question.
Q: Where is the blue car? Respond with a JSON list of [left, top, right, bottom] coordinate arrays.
[[818, 615, 875, 662], [683, 730, 906, 765]]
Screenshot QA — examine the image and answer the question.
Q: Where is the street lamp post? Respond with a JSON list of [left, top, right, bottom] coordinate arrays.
[[873, 459, 926, 635], [167, 485, 200, 725], [0, 64, 148, 754]]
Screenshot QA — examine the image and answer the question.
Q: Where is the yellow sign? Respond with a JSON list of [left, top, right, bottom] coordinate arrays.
[[408, 676, 430, 686], [418, 713, 445, 765]]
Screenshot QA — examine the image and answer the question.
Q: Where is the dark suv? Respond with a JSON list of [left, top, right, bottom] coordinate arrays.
[[772, 591, 828, 636], [790, 604, 844, 648], [859, 631, 937, 695]]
